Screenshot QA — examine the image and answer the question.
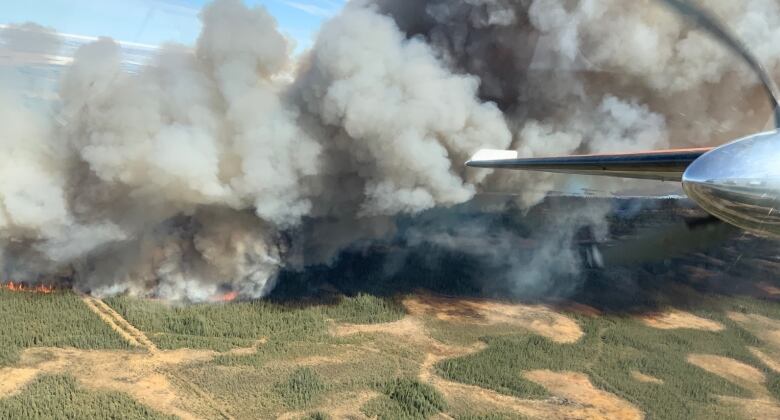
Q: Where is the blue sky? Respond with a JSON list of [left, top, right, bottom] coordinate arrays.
[[0, 0, 344, 51]]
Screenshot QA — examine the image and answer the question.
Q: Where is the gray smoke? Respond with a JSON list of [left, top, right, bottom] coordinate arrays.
[[403, 198, 611, 299], [372, 0, 780, 203], [0, 0, 777, 301]]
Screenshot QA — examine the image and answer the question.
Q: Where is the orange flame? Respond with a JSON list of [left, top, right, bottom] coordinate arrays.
[[2, 281, 55, 294], [212, 291, 239, 302]]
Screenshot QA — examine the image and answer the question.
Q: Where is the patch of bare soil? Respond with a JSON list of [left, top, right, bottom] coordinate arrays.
[[403, 295, 583, 343], [218, 339, 265, 357], [279, 355, 354, 368], [0, 367, 39, 397], [687, 354, 767, 397], [728, 312, 780, 349], [525, 370, 643, 420], [2, 347, 237, 420], [631, 371, 663, 385], [331, 316, 427, 341], [687, 354, 765, 383], [719, 396, 780, 419], [641, 310, 724, 332], [749, 347, 780, 373]]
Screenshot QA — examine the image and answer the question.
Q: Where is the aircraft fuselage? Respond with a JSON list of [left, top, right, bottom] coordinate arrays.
[[682, 131, 780, 238]]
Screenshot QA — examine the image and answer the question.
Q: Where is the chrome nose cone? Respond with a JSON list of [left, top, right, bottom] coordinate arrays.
[[682, 131, 780, 238]]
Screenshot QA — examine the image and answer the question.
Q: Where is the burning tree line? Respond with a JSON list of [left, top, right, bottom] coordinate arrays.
[[1, 281, 57, 294]]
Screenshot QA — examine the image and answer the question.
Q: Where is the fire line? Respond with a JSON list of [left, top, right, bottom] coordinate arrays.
[[1, 281, 56, 294]]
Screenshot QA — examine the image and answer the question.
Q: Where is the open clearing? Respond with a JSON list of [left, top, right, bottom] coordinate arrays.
[[403, 295, 584, 343], [688, 354, 780, 417], [640, 309, 725, 332], [524, 370, 643, 420], [2, 291, 780, 419], [2, 347, 233, 419], [729, 311, 780, 349], [687, 354, 767, 396], [631, 371, 664, 384], [0, 367, 39, 396]]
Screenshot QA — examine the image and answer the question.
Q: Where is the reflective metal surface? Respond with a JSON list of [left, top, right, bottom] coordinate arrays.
[[467, 148, 711, 181], [683, 131, 780, 238]]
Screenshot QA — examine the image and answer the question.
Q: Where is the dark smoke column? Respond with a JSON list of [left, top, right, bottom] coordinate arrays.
[[371, 0, 540, 113]]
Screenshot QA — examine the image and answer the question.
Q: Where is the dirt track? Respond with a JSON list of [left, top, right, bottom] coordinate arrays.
[[81, 294, 159, 353]]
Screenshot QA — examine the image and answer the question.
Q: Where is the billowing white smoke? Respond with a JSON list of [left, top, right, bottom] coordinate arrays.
[[0, 0, 777, 301], [295, 7, 511, 216], [0, 0, 510, 300]]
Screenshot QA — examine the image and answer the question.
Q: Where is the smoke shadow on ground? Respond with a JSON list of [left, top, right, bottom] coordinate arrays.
[[269, 198, 780, 316]]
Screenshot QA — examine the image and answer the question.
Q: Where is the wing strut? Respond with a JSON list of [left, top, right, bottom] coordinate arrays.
[[466, 148, 712, 182]]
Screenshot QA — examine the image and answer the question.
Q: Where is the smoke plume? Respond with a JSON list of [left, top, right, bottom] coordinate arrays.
[[0, 0, 778, 301]]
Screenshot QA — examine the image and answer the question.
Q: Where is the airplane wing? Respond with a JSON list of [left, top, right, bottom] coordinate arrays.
[[466, 148, 713, 182]]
